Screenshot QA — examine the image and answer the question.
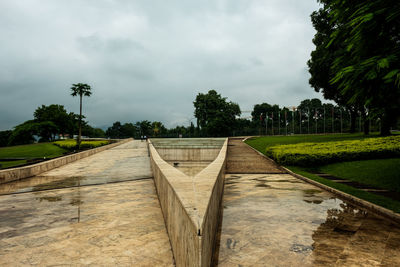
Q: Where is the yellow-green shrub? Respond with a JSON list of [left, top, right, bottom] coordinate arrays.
[[266, 136, 400, 166], [53, 140, 109, 150]]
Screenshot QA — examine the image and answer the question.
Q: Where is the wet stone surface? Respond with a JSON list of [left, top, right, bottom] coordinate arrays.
[[167, 161, 211, 177], [0, 180, 174, 266], [0, 141, 152, 195], [215, 174, 400, 266], [0, 140, 174, 266]]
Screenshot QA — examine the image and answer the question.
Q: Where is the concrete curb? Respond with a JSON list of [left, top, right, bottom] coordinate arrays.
[[241, 138, 400, 225], [283, 167, 400, 225], [0, 138, 132, 184]]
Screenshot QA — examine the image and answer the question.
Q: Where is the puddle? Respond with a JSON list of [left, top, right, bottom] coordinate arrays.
[[255, 184, 271, 188], [303, 189, 323, 196], [36, 196, 62, 202], [216, 174, 400, 266]]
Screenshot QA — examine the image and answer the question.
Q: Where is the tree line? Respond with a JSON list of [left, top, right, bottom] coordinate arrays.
[[0, 104, 106, 147], [0, 89, 394, 147], [308, 0, 400, 135]]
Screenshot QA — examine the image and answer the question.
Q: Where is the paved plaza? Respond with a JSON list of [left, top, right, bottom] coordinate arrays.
[[0, 139, 399, 266], [0, 141, 174, 266]]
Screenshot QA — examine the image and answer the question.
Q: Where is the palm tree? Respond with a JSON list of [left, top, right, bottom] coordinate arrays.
[[70, 83, 92, 148]]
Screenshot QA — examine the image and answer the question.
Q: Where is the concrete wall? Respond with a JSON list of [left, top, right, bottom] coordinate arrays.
[[148, 138, 228, 267], [196, 142, 227, 267], [151, 138, 225, 162], [0, 139, 132, 184], [149, 144, 201, 266], [154, 147, 221, 162]]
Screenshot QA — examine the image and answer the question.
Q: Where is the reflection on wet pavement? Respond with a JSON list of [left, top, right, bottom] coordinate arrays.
[[0, 180, 174, 266], [0, 140, 174, 266], [0, 141, 152, 195], [215, 174, 400, 266]]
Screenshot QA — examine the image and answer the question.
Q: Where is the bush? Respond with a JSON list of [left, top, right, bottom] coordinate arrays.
[[53, 140, 109, 150], [266, 135, 400, 167]]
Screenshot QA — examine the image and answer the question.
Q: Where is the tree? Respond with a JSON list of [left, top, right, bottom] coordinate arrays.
[[136, 120, 152, 137], [151, 121, 166, 137], [311, 0, 400, 135], [0, 130, 12, 147], [8, 121, 38, 146], [193, 90, 241, 137], [121, 123, 138, 138], [92, 128, 106, 138], [308, 6, 359, 133], [106, 121, 123, 138], [71, 83, 92, 147], [36, 121, 58, 142], [34, 104, 73, 140]]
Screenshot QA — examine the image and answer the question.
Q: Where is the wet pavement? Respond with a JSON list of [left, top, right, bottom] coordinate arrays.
[[215, 174, 400, 266], [0, 140, 174, 266], [166, 161, 211, 177], [0, 141, 152, 195]]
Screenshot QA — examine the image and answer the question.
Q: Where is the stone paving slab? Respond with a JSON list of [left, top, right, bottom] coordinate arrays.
[[0, 140, 174, 266], [215, 174, 400, 266], [0, 141, 152, 195], [0, 180, 174, 266]]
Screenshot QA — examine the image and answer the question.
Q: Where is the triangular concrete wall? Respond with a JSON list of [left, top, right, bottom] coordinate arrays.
[[148, 138, 228, 266]]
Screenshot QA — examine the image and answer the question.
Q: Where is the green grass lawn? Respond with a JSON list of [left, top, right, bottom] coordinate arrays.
[[318, 158, 400, 193], [0, 160, 27, 169], [0, 143, 68, 169], [245, 133, 379, 154], [0, 143, 68, 159], [287, 166, 400, 213], [246, 133, 400, 213]]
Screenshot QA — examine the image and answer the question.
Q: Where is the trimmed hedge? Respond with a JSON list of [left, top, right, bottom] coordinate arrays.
[[53, 140, 109, 150], [266, 136, 400, 167]]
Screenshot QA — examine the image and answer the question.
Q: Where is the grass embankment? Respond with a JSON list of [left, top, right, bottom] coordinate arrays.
[[319, 158, 400, 193], [0, 140, 110, 169], [246, 134, 400, 213], [287, 166, 400, 213], [0, 143, 68, 169]]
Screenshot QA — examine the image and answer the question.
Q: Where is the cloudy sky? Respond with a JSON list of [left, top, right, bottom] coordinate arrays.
[[0, 0, 324, 131]]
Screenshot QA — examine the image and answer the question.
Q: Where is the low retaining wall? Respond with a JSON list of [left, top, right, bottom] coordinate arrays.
[[154, 147, 221, 162], [0, 138, 132, 184], [149, 139, 228, 267]]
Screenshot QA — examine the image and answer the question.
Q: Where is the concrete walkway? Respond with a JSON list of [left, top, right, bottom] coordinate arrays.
[[215, 138, 400, 266], [0, 141, 174, 266]]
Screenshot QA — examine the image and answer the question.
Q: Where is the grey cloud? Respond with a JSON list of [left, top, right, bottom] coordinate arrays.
[[0, 0, 323, 131]]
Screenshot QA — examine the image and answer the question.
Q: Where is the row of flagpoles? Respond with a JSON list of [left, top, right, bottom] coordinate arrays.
[[258, 107, 368, 135]]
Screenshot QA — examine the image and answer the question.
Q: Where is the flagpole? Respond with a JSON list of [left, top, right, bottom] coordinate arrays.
[[278, 112, 280, 135], [271, 112, 274, 135], [285, 111, 287, 135], [299, 109, 302, 134], [265, 115, 268, 135], [315, 109, 318, 134], [292, 109, 295, 134]]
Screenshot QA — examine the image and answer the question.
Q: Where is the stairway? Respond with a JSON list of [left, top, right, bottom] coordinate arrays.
[[226, 137, 286, 174]]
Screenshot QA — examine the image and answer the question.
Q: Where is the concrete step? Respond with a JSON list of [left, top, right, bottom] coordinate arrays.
[[226, 138, 285, 174]]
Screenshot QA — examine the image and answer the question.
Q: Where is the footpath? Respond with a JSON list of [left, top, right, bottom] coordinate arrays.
[[215, 137, 400, 266], [0, 140, 174, 266]]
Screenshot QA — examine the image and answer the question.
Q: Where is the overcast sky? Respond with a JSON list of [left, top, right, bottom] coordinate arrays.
[[0, 0, 324, 131]]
